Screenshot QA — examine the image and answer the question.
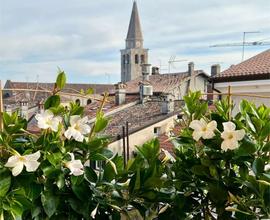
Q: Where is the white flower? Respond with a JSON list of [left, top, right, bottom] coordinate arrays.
[[35, 110, 61, 132], [65, 153, 84, 176], [221, 122, 245, 151], [64, 115, 90, 142], [189, 119, 217, 141], [162, 149, 176, 163], [91, 204, 99, 219], [5, 151, 40, 176]]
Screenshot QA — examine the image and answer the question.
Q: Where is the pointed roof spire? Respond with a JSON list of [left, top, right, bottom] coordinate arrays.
[[126, 1, 143, 41]]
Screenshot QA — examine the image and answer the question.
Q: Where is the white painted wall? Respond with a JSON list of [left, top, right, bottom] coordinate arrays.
[[108, 115, 177, 156]]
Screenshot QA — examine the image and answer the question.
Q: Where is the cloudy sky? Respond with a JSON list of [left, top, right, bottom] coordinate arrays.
[[0, 0, 270, 84]]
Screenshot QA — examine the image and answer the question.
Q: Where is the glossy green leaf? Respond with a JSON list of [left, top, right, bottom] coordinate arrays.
[[41, 191, 59, 218], [252, 158, 264, 176], [44, 95, 60, 109], [56, 70, 66, 90], [0, 168, 11, 197]]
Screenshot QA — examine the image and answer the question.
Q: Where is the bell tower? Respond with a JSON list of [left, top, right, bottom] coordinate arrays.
[[120, 1, 149, 82]]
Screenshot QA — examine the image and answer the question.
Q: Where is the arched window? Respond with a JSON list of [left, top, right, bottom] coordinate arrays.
[[135, 54, 139, 64], [141, 55, 145, 64], [87, 99, 92, 105], [122, 55, 126, 65], [126, 54, 130, 64], [75, 99, 81, 106]]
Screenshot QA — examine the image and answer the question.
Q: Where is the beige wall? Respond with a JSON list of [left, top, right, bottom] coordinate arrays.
[[108, 115, 177, 156], [214, 80, 270, 115]]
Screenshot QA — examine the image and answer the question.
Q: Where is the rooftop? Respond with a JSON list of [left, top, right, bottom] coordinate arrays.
[[213, 49, 270, 82]]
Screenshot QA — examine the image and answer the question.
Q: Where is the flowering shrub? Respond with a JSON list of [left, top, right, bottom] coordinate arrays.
[[158, 92, 270, 219], [0, 72, 122, 219], [0, 70, 269, 220]]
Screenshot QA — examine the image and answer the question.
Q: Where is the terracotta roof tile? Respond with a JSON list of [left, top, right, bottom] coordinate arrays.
[[213, 49, 270, 82]]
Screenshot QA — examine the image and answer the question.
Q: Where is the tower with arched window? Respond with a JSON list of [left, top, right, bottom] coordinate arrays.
[[120, 1, 149, 83]]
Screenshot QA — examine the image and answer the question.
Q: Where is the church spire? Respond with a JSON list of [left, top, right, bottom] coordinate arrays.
[[126, 1, 143, 49]]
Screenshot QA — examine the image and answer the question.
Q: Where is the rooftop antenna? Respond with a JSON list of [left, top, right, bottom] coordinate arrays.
[[168, 55, 187, 73], [158, 59, 169, 73]]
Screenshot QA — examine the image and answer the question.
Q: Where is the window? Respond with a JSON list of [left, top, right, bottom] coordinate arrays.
[[122, 55, 126, 65], [154, 127, 161, 136], [135, 54, 139, 64], [126, 54, 130, 64], [75, 99, 81, 106], [141, 55, 145, 64], [87, 99, 92, 105]]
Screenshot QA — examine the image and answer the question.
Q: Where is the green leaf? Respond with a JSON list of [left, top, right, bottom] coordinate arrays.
[[71, 182, 91, 201], [41, 191, 59, 218], [191, 165, 209, 176], [262, 142, 270, 152], [56, 173, 65, 189], [56, 70, 66, 90], [86, 88, 94, 95], [44, 95, 60, 109], [134, 168, 141, 191], [47, 152, 63, 167], [10, 202, 24, 219], [252, 158, 264, 176], [94, 114, 108, 133], [237, 138, 257, 155], [209, 165, 218, 179], [260, 121, 270, 140], [239, 164, 248, 179], [84, 166, 97, 183], [0, 168, 11, 197]]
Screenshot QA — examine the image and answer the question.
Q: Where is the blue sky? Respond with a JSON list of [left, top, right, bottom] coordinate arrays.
[[0, 0, 270, 84]]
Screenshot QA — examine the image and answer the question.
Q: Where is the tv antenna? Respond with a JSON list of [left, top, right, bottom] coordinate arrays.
[[168, 55, 187, 73]]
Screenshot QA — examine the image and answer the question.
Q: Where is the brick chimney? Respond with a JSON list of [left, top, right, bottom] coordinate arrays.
[[114, 82, 126, 105], [211, 64, 221, 76]]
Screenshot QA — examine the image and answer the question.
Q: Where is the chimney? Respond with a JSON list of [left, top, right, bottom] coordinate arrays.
[[152, 67, 160, 75], [114, 82, 126, 105], [211, 64, 221, 76], [188, 62, 194, 76], [38, 100, 45, 113], [139, 81, 153, 103], [141, 63, 151, 81], [161, 93, 174, 114], [20, 100, 29, 120]]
